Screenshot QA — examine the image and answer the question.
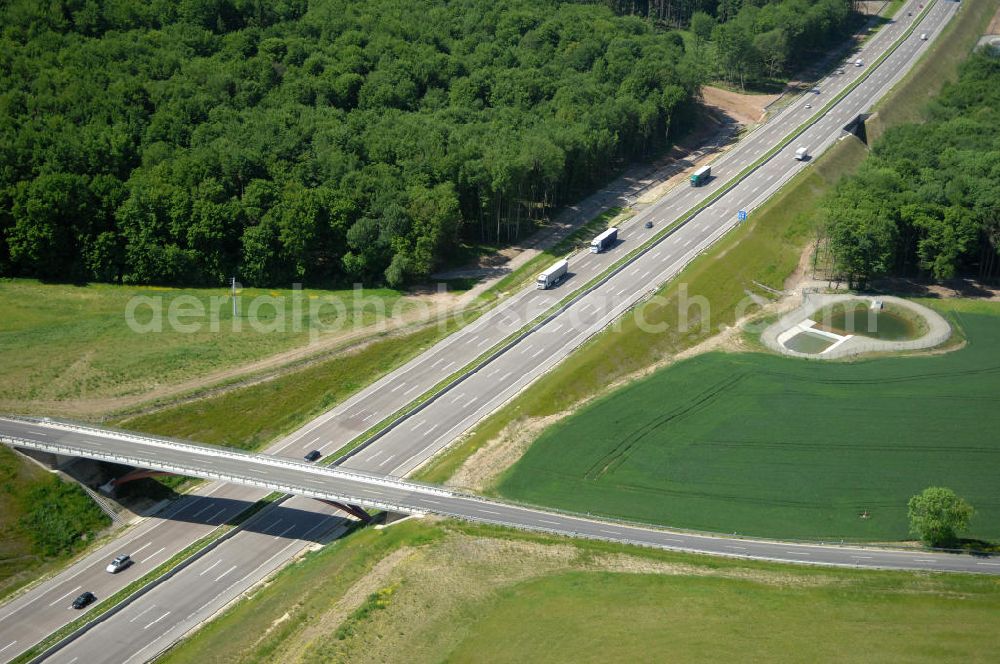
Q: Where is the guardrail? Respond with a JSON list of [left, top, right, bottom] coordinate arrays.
[[1, 416, 453, 498], [0, 433, 432, 516]]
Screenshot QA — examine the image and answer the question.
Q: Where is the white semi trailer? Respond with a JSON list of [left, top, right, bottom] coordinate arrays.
[[589, 227, 618, 253], [536, 259, 569, 289], [795, 146, 808, 161]]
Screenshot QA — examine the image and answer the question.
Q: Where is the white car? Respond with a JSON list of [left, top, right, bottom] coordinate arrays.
[[106, 554, 133, 574], [855, 59, 864, 67], [920, 33, 928, 40]]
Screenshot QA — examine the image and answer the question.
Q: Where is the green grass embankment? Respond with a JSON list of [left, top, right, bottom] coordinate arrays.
[[158, 520, 1000, 664], [0, 447, 110, 600], [116, 316, 465, 451]]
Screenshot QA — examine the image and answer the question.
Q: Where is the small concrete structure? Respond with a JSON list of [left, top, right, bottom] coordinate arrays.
[[762, 294, 951, 360]]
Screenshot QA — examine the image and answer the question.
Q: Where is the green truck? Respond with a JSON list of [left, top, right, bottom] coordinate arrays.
[[690, 165, 711, 186]]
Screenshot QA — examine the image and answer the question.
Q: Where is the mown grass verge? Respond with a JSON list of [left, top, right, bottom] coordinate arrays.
[[416, 136, 869, 485], [158, 519, 1000, 664], [114, 316, 468, 451]]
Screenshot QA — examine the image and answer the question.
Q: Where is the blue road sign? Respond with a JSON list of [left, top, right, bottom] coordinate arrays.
[[738, 209, 747, 221]]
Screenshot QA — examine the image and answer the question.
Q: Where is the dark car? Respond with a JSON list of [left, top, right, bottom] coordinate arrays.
[[304, 450, 322, 462], [644, 220, 653, 229], [106, 554, 133, 574], [72, 591, 96, 610]]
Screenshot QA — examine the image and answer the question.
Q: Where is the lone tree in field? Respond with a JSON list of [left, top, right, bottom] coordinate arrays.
[[907, 487, 974, 547]]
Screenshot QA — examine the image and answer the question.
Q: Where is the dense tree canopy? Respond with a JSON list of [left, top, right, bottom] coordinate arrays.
[[822, 54, 1000, 287], [0, 0, 703, 287], [581, 0, 860, 88]]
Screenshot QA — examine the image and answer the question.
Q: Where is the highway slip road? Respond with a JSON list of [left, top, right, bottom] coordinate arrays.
[[0, 3, 964, 661]]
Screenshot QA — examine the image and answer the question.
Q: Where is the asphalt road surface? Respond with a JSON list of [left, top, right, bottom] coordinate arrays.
[[0, 3, 967, 661], [4, 417, 998, 584]]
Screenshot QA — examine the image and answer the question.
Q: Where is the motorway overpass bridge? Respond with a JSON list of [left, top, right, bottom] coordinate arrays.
[[3, 416, 998, 576]]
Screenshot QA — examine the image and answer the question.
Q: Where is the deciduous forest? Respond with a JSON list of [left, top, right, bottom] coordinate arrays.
[[0, 0, 857, 288], [822, 53, 1000, 287]]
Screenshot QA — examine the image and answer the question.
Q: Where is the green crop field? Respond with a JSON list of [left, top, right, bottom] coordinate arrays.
[[498, 302, 1000, 542]]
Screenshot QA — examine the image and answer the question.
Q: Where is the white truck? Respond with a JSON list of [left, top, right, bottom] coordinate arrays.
[[795, 146, 808, 161], [536, 259, 569, 290], [589, 227, 618, 254]]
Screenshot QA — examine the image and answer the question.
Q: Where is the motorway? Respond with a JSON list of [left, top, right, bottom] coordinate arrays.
[[0, 2, 967, 661]]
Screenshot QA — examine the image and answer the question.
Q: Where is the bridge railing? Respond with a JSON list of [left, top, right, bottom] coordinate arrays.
[[1, 416, 454, 498]]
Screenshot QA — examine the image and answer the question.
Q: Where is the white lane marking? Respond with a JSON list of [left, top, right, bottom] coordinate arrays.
[[144, 611, 171, 630], [309, 436, 321, 445], [418, 498, 441, 505], [539, 519, 560, 525], [442, 361, 455, 372], [599, 529, 619, 535], [215, 565, 237, 582], [976, 561, 1000, 567], [411, 419, 427, 432], [683, 239, 693, 247], [477, 509, 501, 515], [477, 337, 493, 348], [616, 288, 628, 296], [450, 392, 466, 403], [549, 322, 563, 332], [726, 545, 748, 551], [128, 605, 156, 623], [641, 270, 652, 280], [142, 547, 166, 564], [464, 396, 478, 408], [26, 430, 48, 436], [499, 372, 512, 383], [48, 586, 82, 607], [390, 383, 405, 393], [521, 343, 534, 354], [266, 518, 284, 534], [403, 384, 421, 396], [785, 551, 811, 556], [206, 508, 227, 524], [131, 542, 152, 556], [362, 412, 377, 421], [851, 556, 873, 560], [426, 423, 439, 435], [199, 560, 222, 576], [378, 454, 396, 468], [661, 538, 683, 543], [531, 347, 545, 359], [367, 448, 385, 460], [0, 641, 16, 653], [273, 525, 296, 541], [189, 504, 213, 519], [912, 558, 936, 563]]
